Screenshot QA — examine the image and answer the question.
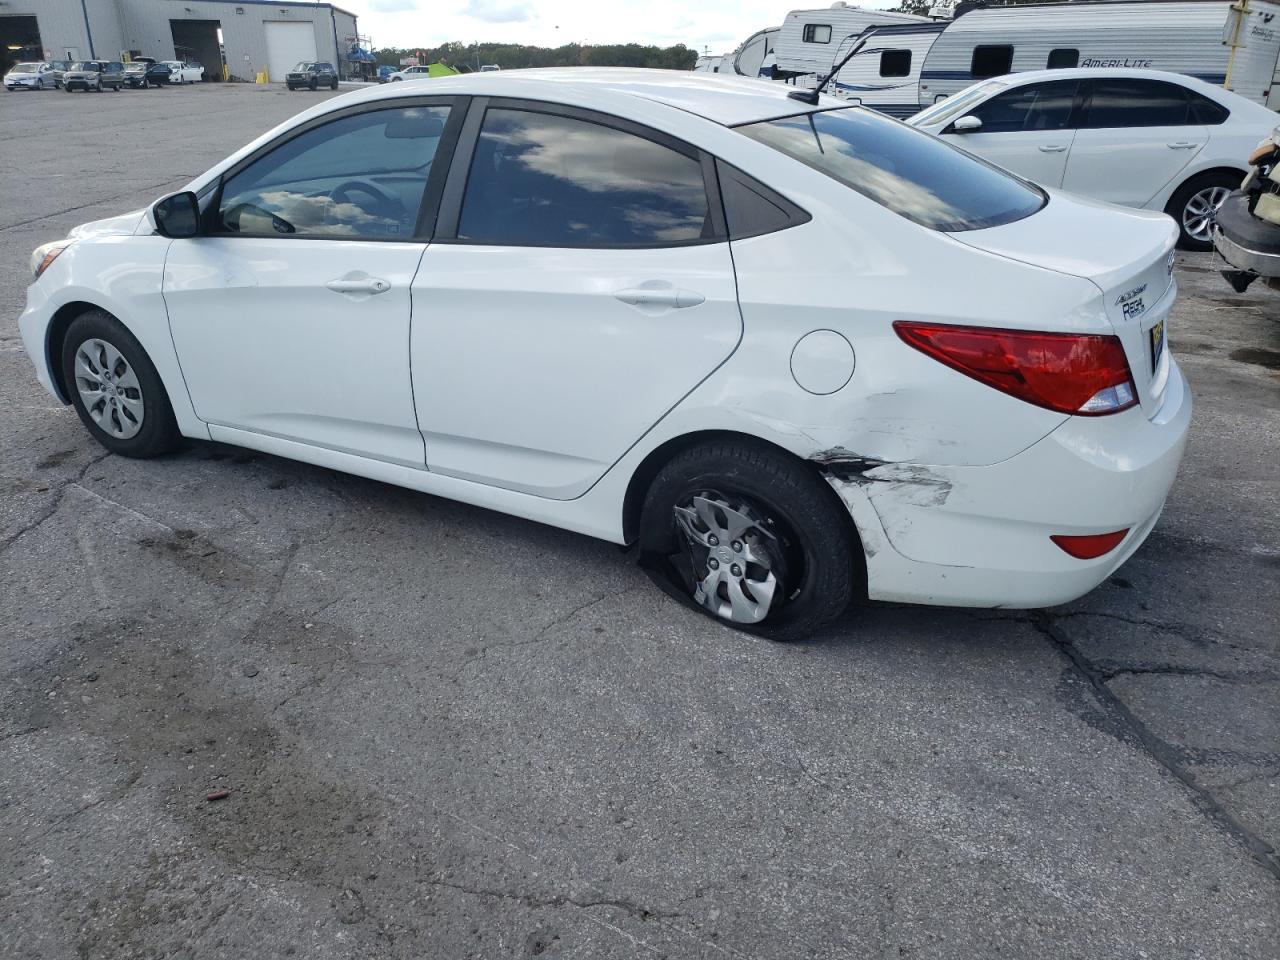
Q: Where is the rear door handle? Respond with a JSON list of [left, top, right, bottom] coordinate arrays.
[[1038, 144, 1068, 153], [613, 285, 705, 309], [1167, 141, 1199, 149], [326, 277, 390, 295]]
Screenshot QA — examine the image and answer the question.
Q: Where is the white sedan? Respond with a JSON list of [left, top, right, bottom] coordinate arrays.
[[908, 68, 1275, 249], [161, 61, 204, 83], [4, 61, 57, 90], [20, 70, 1191, 640]]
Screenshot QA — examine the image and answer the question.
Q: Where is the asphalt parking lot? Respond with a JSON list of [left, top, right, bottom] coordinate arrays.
[[1, 81, 1277, 959]]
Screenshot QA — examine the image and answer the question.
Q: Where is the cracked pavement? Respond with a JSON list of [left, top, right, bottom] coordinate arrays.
[[1, 84, 1278, 958]]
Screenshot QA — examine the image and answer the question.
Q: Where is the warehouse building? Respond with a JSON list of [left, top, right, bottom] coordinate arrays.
[[0, 0, 358, 82]]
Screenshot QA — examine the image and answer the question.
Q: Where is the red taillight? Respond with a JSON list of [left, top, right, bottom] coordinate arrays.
[[893, 321, 1137, 416], [1050, 530, 1129, 559]]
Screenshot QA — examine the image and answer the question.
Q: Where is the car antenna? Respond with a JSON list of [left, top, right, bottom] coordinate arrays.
[[788, 36, 870, 105]]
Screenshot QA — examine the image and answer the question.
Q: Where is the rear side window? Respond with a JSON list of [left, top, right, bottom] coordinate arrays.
[[803, 24, 832, 43], [1047, 48, 1078, 69], [971, 45, 1013, 79], [1188, 91, 1229, 124], [457, 108, 713, 247], [716, 160, 811, 239], [1083, 79, 1193, 127], [967, 80, 1079, 133], [880, 50, 911, 77], [737, 107, 1044, 232]]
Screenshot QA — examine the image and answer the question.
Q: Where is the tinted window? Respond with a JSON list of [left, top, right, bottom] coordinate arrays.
[[1188, 91, 1229, 124], [880, 49, 911, 77], [804, 24, 832, 43], [968, 80, 1078, 133], [1084, 79, 1191, 127], [738, 108, 1044, 232], [218, 105, 450, 238], [716, 160, 810, 240], [1047, 48, 1078, 69], [457, 108, 712, 247], [971, 45, 1013, 79]]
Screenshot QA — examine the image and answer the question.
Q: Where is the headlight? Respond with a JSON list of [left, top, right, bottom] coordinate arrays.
[[31, 240, 74, 280]]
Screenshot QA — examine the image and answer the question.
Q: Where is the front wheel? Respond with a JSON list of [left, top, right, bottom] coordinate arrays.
[[330, 77, 338, 90], [638, 441, 859, 641], [1167, 172, 1240, 251], [60, 310, 182, 458]]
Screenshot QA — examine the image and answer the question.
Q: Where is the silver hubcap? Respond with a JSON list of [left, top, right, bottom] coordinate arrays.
[[74, 338, 144, 439], [674, 493, 780, 625], [1183, 185, 1231, 242]]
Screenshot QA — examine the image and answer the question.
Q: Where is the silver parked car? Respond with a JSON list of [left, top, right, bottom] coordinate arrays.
[[4, 62, 57, 91]]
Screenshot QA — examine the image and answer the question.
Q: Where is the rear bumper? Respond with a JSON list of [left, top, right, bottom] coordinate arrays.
[[1213, 224, 1280, 278], [831, 360, 1193, 608]]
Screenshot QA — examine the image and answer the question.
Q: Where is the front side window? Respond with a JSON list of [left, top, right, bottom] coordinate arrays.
[[217, 105, 451, 238], [880, 50, 911, 78], [967, 80, 1079, 133], [738, 107, 1044, 232], [456, 108, 713, 247], [909, 79, 1008, 126], [803, 24, 833, 43], [1047, 48, 1078, 69], [970, 45, 1013, 79], [1083, 79, 1191, 127]]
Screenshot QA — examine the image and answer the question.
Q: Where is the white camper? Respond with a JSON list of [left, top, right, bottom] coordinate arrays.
[[917, 1, 1280, 108], [694, 54, 728, 73], [774, 3, 930, 82], [733, 27, 781, 77], [829, 22, 949, 116]]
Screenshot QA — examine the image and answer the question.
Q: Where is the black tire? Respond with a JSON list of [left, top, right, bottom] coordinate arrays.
[[60, 310, 182, 459], [330, 77, 338, 90], [637, 440, 859, 642], [1166, 171, 1242, 251], [309, 78, 317, 91]]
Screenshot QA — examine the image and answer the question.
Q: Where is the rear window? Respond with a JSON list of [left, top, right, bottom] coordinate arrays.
[[737, 107, 1044, 232]]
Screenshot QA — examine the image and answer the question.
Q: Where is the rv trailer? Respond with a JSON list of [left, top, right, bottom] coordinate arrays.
[[917, 0, 1280, 108], [828, 22, 949, 116], [774, 3, 931, 84], [733, 27, 781, 77], [693, 54, 728, 73]]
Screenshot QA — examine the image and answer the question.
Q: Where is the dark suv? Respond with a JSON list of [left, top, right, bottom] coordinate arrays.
[[63, 60, 126, 92], [285, 61, 338, 91]]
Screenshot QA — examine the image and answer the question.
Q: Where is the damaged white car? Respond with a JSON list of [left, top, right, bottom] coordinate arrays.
[[19, 70, 1191, 640]]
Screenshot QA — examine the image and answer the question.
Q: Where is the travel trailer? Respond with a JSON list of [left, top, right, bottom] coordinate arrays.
[[733, 27, 781, 77], [693, 54, 728, 73], [828, 22, 949, 116], [917, 1, 1280, 107], [773, 3, 930, 81]]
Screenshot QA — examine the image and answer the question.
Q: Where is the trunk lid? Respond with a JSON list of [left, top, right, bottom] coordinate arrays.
[[949, 189, 1178, 418]]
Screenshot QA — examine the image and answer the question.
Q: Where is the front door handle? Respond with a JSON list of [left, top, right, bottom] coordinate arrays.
[[1167, 141, 1199, 150], [613, 285, 705, 309], [327, 277, 390, 295], [1038, 144, 1068, 153]]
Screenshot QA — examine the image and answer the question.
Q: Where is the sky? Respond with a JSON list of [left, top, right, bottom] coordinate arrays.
[[347, 0, 900, 57]]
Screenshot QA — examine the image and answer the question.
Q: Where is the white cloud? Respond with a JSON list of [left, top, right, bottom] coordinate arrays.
[[367, 0, 420, 12], [464, 0, 534, 24]]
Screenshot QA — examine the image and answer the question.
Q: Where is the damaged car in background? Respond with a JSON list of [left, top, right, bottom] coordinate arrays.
[[18, 70, 1191, 640]]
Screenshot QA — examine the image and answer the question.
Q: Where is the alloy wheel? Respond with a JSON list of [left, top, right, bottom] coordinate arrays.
[[673, 491, 784, 624], [1183, 185, 1231, 243], [73, 338, 145, 439]]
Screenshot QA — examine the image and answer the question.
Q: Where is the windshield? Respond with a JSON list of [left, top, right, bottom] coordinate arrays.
[[909, 81, 1008, 127], [70, 62, 92, 71], [293, 62, 314, 71], [737, 107, 1044, 232], [11, 63, 39, 73]]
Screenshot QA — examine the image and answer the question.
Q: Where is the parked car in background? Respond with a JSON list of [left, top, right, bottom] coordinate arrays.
[[285, 61, 338, 90], [45, 60, 72, 87], [4, 62, 58, 91], [162, 60, 204, 83], [125, 60, 172, 88], [19, 71, 1191, 640], [908, 68, 1276, 249], [377, 64, 396, 83], [479, 64, 501, 72], [62, 61, 126, 92], [386, 63, 460, 81]]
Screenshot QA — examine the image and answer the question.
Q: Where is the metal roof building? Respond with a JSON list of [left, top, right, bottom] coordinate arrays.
[[1, 0, 359, 82]]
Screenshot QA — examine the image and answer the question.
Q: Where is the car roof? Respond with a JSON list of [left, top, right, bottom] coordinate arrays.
[[340, 68, 842, 126]]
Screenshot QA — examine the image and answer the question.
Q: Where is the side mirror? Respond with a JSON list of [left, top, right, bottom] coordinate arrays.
[[153, 191, 200, 239], [952, 115, 983, 134]]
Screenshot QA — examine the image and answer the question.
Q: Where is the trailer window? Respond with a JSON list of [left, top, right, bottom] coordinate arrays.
[[880, 50, 911, 77], [803, 24, 832, 43], [970, 45, 1013, 79], [1047, 48, 1078, 69], [737, 107, 1044, 232]]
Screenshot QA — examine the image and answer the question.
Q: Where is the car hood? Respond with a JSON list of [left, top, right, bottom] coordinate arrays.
[[949, 189, 1177, 296], [69, 208, 148, 239]]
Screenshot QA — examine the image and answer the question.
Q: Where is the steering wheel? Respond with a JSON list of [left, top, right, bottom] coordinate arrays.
[[327, 180, 407, 232]]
